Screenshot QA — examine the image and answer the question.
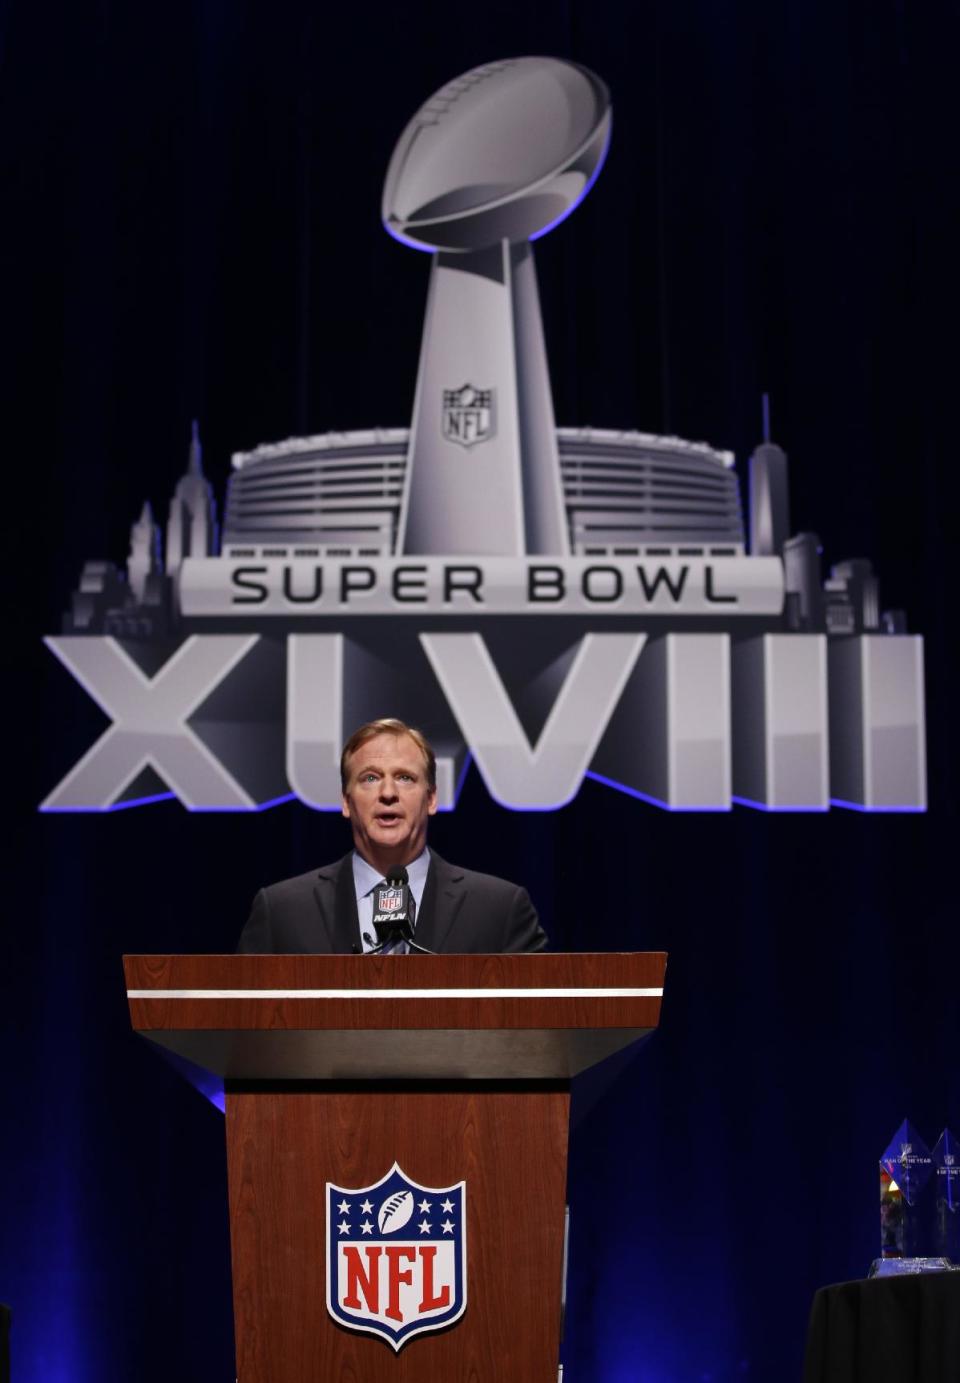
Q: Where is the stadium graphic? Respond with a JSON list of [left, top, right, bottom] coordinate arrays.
[[43, 58, 926, 815]]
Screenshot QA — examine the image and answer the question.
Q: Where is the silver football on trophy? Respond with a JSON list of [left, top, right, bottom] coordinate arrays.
[[382, 56, 612, 252]]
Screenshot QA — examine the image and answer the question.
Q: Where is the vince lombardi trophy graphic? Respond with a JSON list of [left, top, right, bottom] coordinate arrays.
[[383, 58, 611, 555], [43, 57, 926, 817]]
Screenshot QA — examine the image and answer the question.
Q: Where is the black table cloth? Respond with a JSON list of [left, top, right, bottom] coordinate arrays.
[[803, 1272, 960, 1383]]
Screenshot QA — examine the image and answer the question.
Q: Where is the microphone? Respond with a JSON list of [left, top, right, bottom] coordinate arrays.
[[368, 866, 435, 954], [372, 866, 414, 947]]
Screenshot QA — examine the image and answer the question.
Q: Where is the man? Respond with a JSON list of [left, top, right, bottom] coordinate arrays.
[[237, 718, 547, 954]]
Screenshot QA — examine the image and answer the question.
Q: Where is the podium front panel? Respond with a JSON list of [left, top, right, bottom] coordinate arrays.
[[125, 952, 667, 1381], [227, 1085, 569, 1383]]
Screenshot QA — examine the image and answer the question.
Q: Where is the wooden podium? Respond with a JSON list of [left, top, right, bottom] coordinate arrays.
[[125, 952, 666, 1383]]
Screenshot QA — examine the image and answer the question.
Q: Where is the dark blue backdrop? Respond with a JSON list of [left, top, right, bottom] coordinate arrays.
[[2, 2, 957, 1380]]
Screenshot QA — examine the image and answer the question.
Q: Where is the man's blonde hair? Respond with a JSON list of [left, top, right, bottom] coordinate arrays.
[[340, 719, 437, 791]]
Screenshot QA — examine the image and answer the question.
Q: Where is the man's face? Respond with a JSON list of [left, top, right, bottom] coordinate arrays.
[[341, 732, 438, 869]]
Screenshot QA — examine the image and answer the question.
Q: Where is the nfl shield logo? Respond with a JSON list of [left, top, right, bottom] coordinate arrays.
[[442, 383, 494, 447], [326, 1163, 467, 1351], [378, 888, 403, 914]]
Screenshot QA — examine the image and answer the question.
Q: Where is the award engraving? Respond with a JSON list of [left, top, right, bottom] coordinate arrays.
[[872, 1121, 960, 1276], [933, 1128, 960, 1262], [880, 1119, 934, 1259]]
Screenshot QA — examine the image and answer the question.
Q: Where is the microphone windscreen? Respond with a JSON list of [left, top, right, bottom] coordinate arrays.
[[372, 877, 414, 941]]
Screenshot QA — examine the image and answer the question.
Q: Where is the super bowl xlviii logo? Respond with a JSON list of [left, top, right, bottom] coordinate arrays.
[[327, 1164, 466, 1350], [41, 58, 927, 815], [443, 384, 494, 447]]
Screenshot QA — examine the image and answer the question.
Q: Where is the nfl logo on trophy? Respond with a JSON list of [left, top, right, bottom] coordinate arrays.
[[442, 383, 494, 447], [326, 1163, 467, 1350]]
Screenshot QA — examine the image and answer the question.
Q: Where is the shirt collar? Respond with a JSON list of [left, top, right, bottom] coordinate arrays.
[[352, 846, 430, 900]]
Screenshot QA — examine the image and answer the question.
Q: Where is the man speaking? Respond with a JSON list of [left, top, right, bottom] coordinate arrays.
[[237, 718, 547, 954]]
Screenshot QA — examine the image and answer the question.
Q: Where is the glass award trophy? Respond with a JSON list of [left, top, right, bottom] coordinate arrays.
[[871, 1119, 957, 1276], [933, 1128, 960, 1263]]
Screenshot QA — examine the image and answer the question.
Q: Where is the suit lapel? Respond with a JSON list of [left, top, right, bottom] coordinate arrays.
[[316, 853, 362, 954], [414, 850, 465, 953]]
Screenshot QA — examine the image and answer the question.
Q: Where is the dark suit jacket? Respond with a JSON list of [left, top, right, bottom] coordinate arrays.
[[237, 849, 547, 954]]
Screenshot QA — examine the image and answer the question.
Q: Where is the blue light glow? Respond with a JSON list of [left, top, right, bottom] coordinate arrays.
[[188, 792, 297, 813], [383, 120, 613, 254], [42, 791, 300, 814], [184, 1068, 225, 1112], [109, 791, 176, 810], [382, 220, 439, 254], [586, 770, 732, 811], [437, 751, 473, 812], [529, 122, 612, 242], [483, 784, 581, 813], [42, 785, 926, 815], [154, 1047, 226, 1112], [40, 792, 176, 813]]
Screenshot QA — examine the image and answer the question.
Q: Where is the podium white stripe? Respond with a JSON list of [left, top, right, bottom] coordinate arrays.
[[127, 987, 663, 1001]]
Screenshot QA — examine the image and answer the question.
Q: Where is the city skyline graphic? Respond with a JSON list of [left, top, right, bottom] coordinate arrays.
[[43, 58, 926, 816]]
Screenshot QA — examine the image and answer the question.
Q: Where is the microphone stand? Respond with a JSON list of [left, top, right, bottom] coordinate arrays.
[[363, 930, 436, 956]]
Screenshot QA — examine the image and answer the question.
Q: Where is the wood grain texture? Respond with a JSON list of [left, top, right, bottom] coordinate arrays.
[[226, 1087, 570, 1383], [125, 956, 668, 1380], [125, 953, 667, 990], [125, 953, 667, 1036]]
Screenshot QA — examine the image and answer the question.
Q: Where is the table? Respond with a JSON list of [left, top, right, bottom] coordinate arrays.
[[803, 1272, 960, 1383]]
